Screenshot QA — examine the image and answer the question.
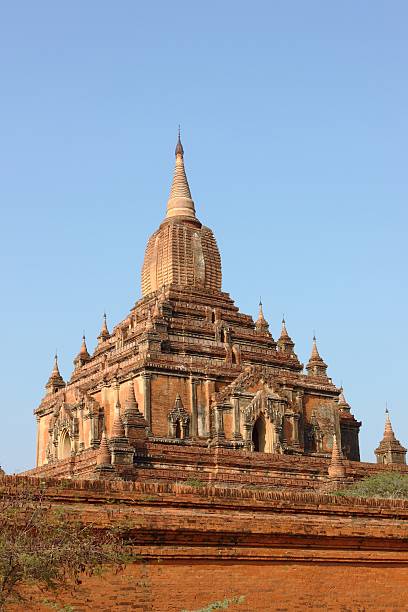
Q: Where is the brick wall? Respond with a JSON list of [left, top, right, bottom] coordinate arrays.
[[3, 475, 408, 611]]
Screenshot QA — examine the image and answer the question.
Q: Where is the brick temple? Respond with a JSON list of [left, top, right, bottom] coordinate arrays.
[[31, 134, 406, 482], [9, 134, 408, 611]]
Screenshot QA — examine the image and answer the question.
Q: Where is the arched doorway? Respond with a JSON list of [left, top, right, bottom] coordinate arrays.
[[175, 420, 182, 439], [59, 431, 71, 459], [252, 415, 266, 452]]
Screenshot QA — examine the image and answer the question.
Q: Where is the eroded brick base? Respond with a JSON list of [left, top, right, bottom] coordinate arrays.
[[16, 561, 408, 612], [3, 476, 408, 612]]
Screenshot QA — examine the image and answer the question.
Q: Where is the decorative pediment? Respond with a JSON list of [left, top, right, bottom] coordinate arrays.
[[310, 404, 340, 453], [214, 365, 282, 405], [168, 395, 189, 425], [168, 395, 190, 439], [45, 401, 79, 463], [242, 389, 285, 426]]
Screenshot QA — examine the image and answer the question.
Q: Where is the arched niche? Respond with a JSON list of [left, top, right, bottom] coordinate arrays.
[[59, 430, 72, 459], [252, 415, 266, 452]]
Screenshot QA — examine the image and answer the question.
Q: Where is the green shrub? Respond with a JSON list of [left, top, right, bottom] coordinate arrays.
[[0, 485, 126, 609], [335, 472, 408, 499], [184, 478, 204, 488], [182, 595, 245, 612]]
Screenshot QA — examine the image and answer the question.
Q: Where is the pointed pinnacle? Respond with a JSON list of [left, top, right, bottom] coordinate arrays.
[[99, 312, 109, 339], [166, 131, 195, 219], [112, 398, 125, 438], [384, 409, 395, 439], [97, 431, 111, 466], [125, 380, 138, 412], [311, 335, 320, 359], [175, 125, 184, 157], [52, 353, 60, 375], [80, 334, 89, 356]]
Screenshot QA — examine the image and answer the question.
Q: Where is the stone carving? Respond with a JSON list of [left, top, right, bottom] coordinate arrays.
[[240, 389, 285, 453], [310, 404, 340, 454], [168, 395, 190, 439]]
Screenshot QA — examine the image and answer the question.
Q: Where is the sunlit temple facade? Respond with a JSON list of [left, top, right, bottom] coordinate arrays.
[[33, 135, 406, 477]]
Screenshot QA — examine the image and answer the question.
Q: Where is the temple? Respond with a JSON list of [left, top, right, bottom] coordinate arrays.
[[30, 134, 405, 482]]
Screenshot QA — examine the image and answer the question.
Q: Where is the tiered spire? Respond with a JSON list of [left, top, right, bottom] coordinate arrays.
[[383, 408, 394, 440], [375, 407, 407, 465], [122, 381, 148, 443], [306, 335, 328, 377], [96, 431, 111, 466], [74, 335, 90, 369], [255, 300, 270, 335], [112, 397, 126, 439], [166, 129, 196, 219], [97, 313, 110, 343], [45, 353, 65, 394], [145, 308, 153, 331], [277, 317, 295, 354], [337, 389, 351, 413], [107, 384, 135, 466], [328, 434, 346, 478], [152, 299, 160, 319], [124, 381, 139, 414]]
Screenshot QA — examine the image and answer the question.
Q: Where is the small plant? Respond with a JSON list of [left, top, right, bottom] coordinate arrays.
[[184, 478, 205, 488], [0, 483, 127, 609], [335, 472, 408, 499], [43, 601, 76, 612], [182, 595, 245, 612]]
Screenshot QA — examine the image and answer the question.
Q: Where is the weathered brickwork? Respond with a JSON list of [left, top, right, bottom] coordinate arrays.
[[4, 475, 408, 611], [32, 135, 376, 482], [18, 135, 408, 611], [14, 562, 408, 612]]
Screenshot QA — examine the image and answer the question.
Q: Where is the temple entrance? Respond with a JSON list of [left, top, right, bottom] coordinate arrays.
[[59, 431, 71, 459], [175, 420, 182, 439], [252, 415, 266, 452]]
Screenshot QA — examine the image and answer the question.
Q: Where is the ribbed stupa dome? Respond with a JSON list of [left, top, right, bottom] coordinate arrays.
[[141, 134, 222, 297]]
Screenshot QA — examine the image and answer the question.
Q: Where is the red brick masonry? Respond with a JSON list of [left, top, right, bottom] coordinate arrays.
[[3, 475, 408, 611]]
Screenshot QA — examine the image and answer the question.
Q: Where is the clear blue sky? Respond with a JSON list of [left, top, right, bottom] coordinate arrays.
[[1, 1, 407, 472]]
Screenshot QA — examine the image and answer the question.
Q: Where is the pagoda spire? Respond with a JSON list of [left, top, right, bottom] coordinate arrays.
[[277, 317, 295, 355], [51, 353, 61, 378], [328, 435, 346, 478], [255, 299, 270, 335], [306, 335, 328, 377], [112, 396, 126, 439], [337, 388, 351, 414], [124, 380, 139, 413], [383, 407, 395, 440], [145, 308, 153, 331], [73, 335, 90, 369], [280, 317, 289, 338], [375, 407, 407, 465], [152, 299, 160, 319], [108, 385, 135, 465], [80, 335, 89, 357], [98, 313, 110, 343], [122, 380, 148, 443], [96, 431, 111, 466], [166, 129, 196, 220], [45, 353, 65, 394], [311, 335, 320, 359]]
